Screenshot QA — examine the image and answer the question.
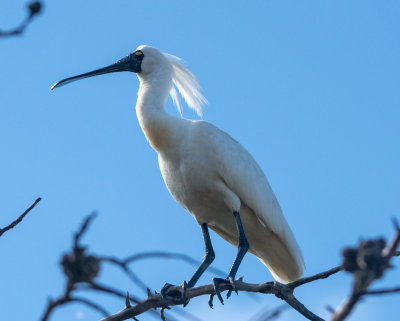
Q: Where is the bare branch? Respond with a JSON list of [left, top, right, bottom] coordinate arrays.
[[41, 286, 73, 321], [288, 265, 343, 289], [83, 283, 165, 320], [99, 222, 400, 321], [121, 251, 226, 276], [42, 212, 400, 321], [99, 251, 225, 295], [71, 297, 110, 317], [73, 212, 97, 247], [41, 290, 110, 321], [84, 281, 199, 321], [99, 256, 151, 294], [248, 304, 289, 321], [0, 197, 41, 237], [85, 281, 141, 305], [382, 218, 400, 261], [0, 2, 43, 38], [42, 214, 200, 321], [363, 287, 400, 295]]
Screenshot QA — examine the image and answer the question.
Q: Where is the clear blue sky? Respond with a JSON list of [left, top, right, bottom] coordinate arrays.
[[1, 1, 399, 320]]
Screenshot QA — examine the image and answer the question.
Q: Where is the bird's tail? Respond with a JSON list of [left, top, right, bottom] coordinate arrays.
[[239, 205, 304, 283], [209, 205, 304, 283], [253, 229, 304, 283]]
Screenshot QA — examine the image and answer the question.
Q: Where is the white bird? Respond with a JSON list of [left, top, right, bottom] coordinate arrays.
[[51, 45, 304, 305]]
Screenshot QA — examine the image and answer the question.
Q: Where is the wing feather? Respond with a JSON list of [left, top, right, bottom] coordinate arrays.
[[204, 122, 305, 273]]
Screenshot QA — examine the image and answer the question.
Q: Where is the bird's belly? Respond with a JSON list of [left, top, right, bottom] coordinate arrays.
[[158, 157, 229, 224]]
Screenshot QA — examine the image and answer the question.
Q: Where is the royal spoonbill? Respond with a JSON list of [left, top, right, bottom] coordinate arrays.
[[51, 45, 304, 305]]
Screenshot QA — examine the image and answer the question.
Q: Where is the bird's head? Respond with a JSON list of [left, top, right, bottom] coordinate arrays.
[[134, 45, 172, 78], [51, 45, 206, 117], [50, 45, 151, 90]]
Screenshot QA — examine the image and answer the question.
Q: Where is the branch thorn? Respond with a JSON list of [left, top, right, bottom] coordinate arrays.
[[125, 291, 131, 308]]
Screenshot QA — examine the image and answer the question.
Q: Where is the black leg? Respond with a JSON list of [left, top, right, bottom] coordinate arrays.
[[227, 211, 249, 279], [187, 223, 215, 288], [161, 222, 215, 307], [209, 210, 249, 308]]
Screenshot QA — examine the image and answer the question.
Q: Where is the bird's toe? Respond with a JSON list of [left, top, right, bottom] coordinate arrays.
[[160, 281, 189, 306], [209, 277, 226, 308], [226, 276, 239, 299], [209, 276, 241, 306]]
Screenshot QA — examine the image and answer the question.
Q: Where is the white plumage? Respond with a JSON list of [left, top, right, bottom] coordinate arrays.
[[137, 45, 304, 282], [52, 45, 304, 285]]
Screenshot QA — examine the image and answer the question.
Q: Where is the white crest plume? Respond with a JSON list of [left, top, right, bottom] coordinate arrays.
[[163, 53, 207, 117]]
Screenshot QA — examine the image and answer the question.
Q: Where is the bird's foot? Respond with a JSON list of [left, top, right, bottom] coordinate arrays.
[[208, 276, 240, 308], [160, 281, 189, 306]]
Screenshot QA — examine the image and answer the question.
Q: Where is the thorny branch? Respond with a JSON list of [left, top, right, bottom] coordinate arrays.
[[0, 2, 42, 38], [100, 220, 400, 321], [41, 214, 202, 321], [99, 268, 337, 321], [40, 213, 400, 321], [0, 197, 41, 237]]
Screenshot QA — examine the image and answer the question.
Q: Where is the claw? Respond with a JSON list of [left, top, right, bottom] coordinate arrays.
[[181, 281, 190, 307], [212, 277, 224, 305], [228, 276, 238, 293], [208, 293, 215, 309], [160, 306, 170, 321], [160, 307, 166, 321], [226, 276, 238, 298]]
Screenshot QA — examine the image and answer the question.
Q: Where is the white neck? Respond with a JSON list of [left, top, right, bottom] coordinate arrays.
[[135, 70, 178, 152]]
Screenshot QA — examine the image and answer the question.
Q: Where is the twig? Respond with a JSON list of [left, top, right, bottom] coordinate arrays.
[[0, 197, 41, 237], [288, 265, 343, 288], [99, 251, 226, 294], [85, 281, 141, 305], [99, 256, 151, 294], [41, 285, 73, 321], [123, 251, 226, 276], [248, 304, 289, 321], [70, 297, 110, 316], [41, 287, 110, 321], [74, 212, 97, 247], [0, 2, 42, 38], [363, 287, 400, 295]]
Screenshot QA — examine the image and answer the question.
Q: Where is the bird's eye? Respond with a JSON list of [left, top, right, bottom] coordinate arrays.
[[134, 50, 144, 61]]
